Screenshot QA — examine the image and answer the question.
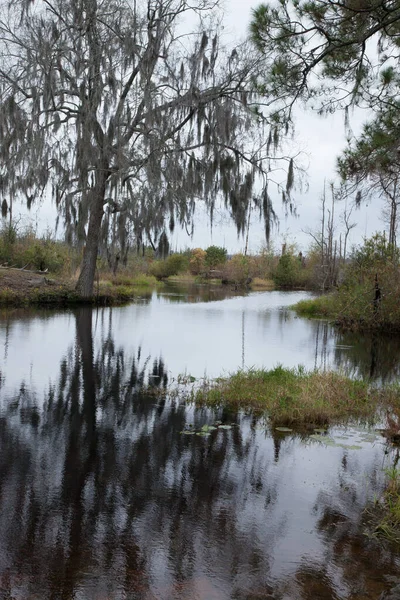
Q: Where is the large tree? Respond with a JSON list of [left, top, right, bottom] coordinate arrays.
[[250, 0, 400, 117], [338, 104, 400, 247], [0, 0, 287, 297]]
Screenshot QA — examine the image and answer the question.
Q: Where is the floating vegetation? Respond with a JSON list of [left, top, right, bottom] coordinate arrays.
[[180, 422, 234, 436], [275, 427, 293, 432], [309, 433, 362, 450]]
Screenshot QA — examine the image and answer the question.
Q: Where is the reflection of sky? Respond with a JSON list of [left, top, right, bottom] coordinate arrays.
[[0, 289, 391, 399], [2, 288, 400, 403], [134, 415, 391, 597], [99, 290, 321, 379], [0, 311, 75, 393], [0, 295, 399, 599]]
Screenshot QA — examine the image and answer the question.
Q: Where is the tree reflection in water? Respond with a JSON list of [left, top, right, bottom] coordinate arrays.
[[311, 319, 400, 383], [0, 308, 399, 599]]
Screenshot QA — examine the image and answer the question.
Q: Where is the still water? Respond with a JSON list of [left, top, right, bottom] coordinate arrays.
[[0, 285, 399, 599]]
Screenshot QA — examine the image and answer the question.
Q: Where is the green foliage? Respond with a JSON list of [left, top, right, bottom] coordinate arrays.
[[273, 252, 302, 288], [351, 233, 399, 269], [194, 366, 397, 425], [338, 105, 400, 229], [0, 226, 73, 274], [149, 253, 189, 280], [205, 245, 227, 268], [293, 234, 400, 330], [291, 295, 337, 318], [131, 274, 158, 287], [371, 467, 400, 544], [250, 0, 400, 127]]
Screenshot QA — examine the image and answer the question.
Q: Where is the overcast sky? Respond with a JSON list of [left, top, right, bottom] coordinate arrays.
[[174, 0, 380, 254], [14, 0, 381, 255]]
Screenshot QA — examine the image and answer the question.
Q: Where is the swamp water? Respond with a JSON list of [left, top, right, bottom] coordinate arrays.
[[0, 285, 400, 599]]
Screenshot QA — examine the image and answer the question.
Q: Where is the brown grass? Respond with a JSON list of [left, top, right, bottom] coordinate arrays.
[[250, 277, 275, 290]]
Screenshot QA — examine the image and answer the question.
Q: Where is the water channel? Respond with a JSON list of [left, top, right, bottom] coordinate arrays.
[[0, 284, 399, 599]]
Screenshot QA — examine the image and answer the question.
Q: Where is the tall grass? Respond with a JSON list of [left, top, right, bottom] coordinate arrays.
[[370, 467, 400, 545], [291, 295, 337, 318], [194, 366, 400, 425]]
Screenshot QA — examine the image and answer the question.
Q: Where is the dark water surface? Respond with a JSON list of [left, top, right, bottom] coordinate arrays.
[[0, 285, 399, 599]]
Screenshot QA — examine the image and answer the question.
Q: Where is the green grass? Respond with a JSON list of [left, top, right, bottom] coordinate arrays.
[[131, 274, 158, 287], [292, 284, 400, 332], [0, 285, 84, 307], [368, 467, 400, 545], [193, 366, 400, 426], [291, 295, 337, 318]]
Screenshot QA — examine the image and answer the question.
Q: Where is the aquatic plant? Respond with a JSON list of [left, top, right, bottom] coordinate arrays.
[[194, 366, 400, 426]]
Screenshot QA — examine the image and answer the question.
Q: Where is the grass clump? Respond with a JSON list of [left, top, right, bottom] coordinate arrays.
[[369, 467, 400, 545], [194, 366, 397, 426], [149, 254, 189, 279], [132, 273, 158, 287], [291, 295, 337, 318], [250, 277, 275, 290]]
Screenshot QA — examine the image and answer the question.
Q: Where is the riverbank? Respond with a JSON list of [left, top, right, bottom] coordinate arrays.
[[0, 267, 276, 306], [0, 267, 163, 306], [292, 292, 400, 333]]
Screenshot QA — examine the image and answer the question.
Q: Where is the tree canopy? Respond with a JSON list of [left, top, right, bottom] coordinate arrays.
[[250, 0, 400, 247], [250, 0, 400, 116], [338, 104, 400, 185], [0, 0, 292, 296], [338, 104, 400, 246]]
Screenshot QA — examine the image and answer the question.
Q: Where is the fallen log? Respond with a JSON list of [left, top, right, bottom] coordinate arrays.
[[0, 264, 48, 275]]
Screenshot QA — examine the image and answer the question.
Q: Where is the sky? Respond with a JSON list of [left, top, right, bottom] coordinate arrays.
[[9, 0, 381, 255], [170, 0, 379, 254]]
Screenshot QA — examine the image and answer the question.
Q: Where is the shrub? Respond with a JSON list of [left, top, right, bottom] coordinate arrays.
[[221, 254, 250, 285], [189, 248, 206, 275], [205, 245, 227, 268], [0, 225, 73, 274], [149, 253, 189, 279], [273, 253, 302, 288], [248, 247, 277, 280]]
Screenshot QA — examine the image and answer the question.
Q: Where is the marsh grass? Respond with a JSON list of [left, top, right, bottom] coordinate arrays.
[[367, 467, 400, 545], [194, 366, 400, 426], [250, 277, 275, 290], [98, 272, 160, 288], [291, 295, 337, 318]]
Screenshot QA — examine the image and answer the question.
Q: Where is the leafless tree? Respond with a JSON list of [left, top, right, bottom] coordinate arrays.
[[304, 184, 357, 290]]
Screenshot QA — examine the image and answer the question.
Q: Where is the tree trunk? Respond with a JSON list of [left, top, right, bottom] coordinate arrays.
[[76, 176, 107, 298]]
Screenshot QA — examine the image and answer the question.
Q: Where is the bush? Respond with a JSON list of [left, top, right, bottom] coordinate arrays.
[[273, 253, 302, 288], [0, 225, 73, 274], [352, 232, 399, 270], [205, 245, 227, 268], [189, 248, 206, 275], [221, 254, 250, 285], [149, 253, 189, 279], [248, 246, 277, 280], [292, 234, 400, 330]]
